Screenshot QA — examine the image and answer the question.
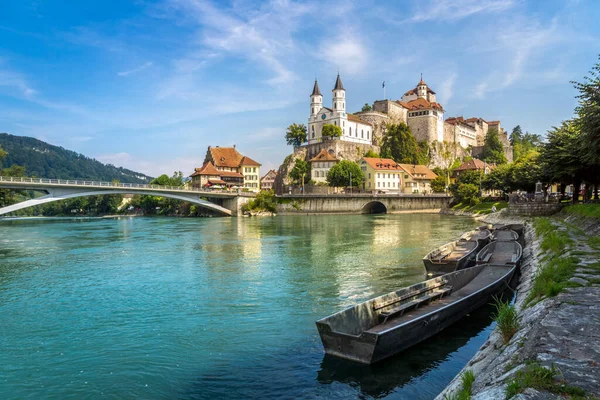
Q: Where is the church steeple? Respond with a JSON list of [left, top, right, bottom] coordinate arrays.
[[417, 73, 427, 99], [311, 79, 322, 96], [310, 79, 323, 116], [332, 73, 345, 112]]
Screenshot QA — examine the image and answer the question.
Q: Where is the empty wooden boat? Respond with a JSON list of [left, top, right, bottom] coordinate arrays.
[[422, 239, 478, 275], [476, 240, 522, 265], [491, 229, 519, 242], [460, 228, 492, 246], [316, 264, 516, 364]]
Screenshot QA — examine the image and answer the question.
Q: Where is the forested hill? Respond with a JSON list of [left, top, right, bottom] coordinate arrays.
[[0, 133, 153, 183]]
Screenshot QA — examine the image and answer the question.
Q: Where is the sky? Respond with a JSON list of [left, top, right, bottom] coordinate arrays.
[[1, 0, 599, 177]]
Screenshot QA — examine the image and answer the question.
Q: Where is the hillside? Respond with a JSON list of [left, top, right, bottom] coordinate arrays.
[[0, 133, 152, 183]]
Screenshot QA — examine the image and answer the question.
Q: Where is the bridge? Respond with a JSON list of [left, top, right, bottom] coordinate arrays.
[[276, 193, 452, 214], [0, 176, 255, 216]]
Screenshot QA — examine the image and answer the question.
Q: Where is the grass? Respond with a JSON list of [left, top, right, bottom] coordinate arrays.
[[564, 204, 600, 219], [452, 201, 508, 215], [444, 370, 475, 400], [505, 362, 586, 399], [526, 218, 579, 306], [492, 296, 519, 344], [588, 236, 600, 251]]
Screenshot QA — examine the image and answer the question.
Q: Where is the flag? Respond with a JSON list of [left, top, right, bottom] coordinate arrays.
[[382, 81, 385, 88]]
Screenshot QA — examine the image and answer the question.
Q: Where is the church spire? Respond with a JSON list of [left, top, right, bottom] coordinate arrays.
[[333, 73, 345, 91], [311, 79, 322, 96]]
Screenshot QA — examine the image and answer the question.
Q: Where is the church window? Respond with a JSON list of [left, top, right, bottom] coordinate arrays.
[[349, 127, 352, 135], [361, 130, 364, 138], [343, 121, 345, 127], [367, 131, 370, 139]]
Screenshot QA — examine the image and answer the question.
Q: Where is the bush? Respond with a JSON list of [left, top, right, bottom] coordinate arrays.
[[242, 190, 277, 213], [456, 183, 480, 206], [492, 296, 519, 344]]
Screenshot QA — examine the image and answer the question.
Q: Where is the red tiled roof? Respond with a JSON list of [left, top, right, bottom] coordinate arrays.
[[190, 161, 220, 177], [240, 156, 261, 166], [261, 170, 277, 180], [208, 179, 227, 185], [454, 159, 489, 171], [398, 164, 437, 180], [309, 149, 339, 162], [362, 157, 402, 171], [218, 171, 244, 178], [209, 147, 244, 168], [347, 113, 373, 126], [404, 97, 444, 111]]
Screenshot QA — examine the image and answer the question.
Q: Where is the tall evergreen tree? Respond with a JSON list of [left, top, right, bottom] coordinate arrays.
[[381, 123, 428, 164], [481, 127, 507, 164], [510, 125, 523, 146]]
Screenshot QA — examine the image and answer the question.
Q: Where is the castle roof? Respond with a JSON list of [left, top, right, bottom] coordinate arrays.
[[403, 86, 436, 96], [348, 113, 373, 126], [333, 74, 345, 91], [487, 120, 500, 125], [209, 146, 244, 168], [398, 164, 437, 180], [240, 156, 261, 166], [362, 157, 402, 171], [404, 97, 444, 111], [309, 149, 339, 162], [311, 80, 322, 96], [190, 161, 221, 177]]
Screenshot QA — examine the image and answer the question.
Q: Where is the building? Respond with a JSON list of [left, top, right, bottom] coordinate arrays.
[[452, 159, 495, 182], [307, 75, 374, 146], [260, 170, 277, 191], [190, 146, 261, 192], [360, 157, 404, 193], [397, 164, 438, 194], [309, 149, 339, 183], [401, 77, 445, 143], [444, 117, 479, 148]]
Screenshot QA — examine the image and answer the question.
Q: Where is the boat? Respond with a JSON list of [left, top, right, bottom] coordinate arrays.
[[476, 240, 523, 265], [315, 264, 517, 364], [422, 239, 479, 275], [491, 229, 519, 242], [460, 228, 492, 246]]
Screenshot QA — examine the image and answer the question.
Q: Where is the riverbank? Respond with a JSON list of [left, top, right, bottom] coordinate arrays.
[[436, 209, 600, 399]]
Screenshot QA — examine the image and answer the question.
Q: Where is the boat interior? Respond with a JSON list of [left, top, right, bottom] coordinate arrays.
[[492, 230, 519, 242], [426, 239, 477, 263], [320, 265, 513, 337], [460, 229, 491, 242], [477, 241, 522, 265]]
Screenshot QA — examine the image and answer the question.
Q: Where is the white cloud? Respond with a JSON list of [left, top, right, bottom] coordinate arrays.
[[409, 0, 515, 22], [439, 73, 457, 104], [118, 61, 153, 77], [0, 63, 37, 97], [317, 34, 368, 76]]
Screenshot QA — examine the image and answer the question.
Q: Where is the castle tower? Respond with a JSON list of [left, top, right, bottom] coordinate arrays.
[[310, 79, 322, 116], [332, 73, 345, 112], [416, 74, 427, 99]]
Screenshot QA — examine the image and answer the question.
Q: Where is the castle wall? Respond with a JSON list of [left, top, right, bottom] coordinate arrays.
[[372, 100, 407, 123], [303, 140, 380, 163], [407, 115, 438, 142], [355, 111, 389, 146]]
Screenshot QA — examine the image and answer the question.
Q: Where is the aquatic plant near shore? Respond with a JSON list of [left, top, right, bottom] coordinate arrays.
[[444, 369, 475, 400], [492, 296, 519, 344]]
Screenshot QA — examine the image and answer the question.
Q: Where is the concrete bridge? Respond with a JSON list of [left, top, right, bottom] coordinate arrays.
[[276, 193, 452, 214], [0, 176, 254, 216]]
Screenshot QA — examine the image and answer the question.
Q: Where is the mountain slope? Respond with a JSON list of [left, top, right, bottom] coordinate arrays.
[[0, 133, 152, 183]]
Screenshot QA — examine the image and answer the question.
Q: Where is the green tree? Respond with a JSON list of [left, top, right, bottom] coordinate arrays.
[[322, 124, 342, 139], [483, 164, 514, 193], [361, 103, 372, 112], [242, 189, 277, 213], [326, 160, 364, 187], [510, 125, 523, 146], [430, 175, 446, 193], [285, 123, 307, 147], [381, 123, 427, 164], [456, 183, 480, 206], [289, 158, 311, 185], [364, 149, 380, 158], [572, 55, 600, 170], [511, 151, 544, 192], [481, 127, 507, 164]]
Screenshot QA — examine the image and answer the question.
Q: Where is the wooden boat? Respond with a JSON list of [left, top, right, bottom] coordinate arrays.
[[495, 224, 524, 239], [422, 239, 478, 275], [460, 228, 492, 246], [315, 264, 517, 364], [491, 229, 519, 242], [476, 240, 522, 265]]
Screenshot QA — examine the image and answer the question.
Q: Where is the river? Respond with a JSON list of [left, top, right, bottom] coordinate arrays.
[[0, 214, 497, 399]]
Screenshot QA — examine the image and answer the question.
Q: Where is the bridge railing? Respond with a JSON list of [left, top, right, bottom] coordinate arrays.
[[0, 176, 244, 195]]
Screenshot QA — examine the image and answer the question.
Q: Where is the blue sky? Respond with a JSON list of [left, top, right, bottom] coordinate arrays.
[[1, 0, 599, 177]]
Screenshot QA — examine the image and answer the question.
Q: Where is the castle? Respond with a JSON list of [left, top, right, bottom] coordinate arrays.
[[304, 74, 512, 164]]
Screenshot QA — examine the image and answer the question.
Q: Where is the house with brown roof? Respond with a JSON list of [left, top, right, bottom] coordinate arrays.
[[189, 146, 261, 191], [451, 159, 495, 183], [397, 163, 438, 194], [260, 170, 277, 191], [309, 149, 339, 183], [360, 157, 404, 192]]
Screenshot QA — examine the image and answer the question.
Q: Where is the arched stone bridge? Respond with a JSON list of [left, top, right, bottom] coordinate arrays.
[[0, 177, 254, 216], [276, 193, 452, 214]]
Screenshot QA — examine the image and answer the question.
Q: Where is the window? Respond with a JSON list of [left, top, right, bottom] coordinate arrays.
[[388, 182, 390, 187], [334, 121, 337, 126], [388, 173, 390, 179], [349, 127, 352, 135], [377, 182, 380, 188], [368, 182, 371, 188], [367, 131, 370, 139], [368, 173, 371, 179], [361, 130, 364, 138], [343, 121, 345, 127]]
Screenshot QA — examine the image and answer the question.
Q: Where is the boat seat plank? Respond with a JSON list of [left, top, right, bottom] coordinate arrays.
[[373, 280, 447, 310], [482, 253, 492, 262], [379, 287, 453, 323]]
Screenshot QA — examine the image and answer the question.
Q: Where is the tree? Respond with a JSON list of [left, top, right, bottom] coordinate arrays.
[[430, 175, 446, 193], [456, 183, 480, 206], [322, 124, 342, 139], [511, 151, 543, 192], [510, 125, 523, 146], [381, 123, 428, 164], [326, 160, 364, 187], [572, 55, 600, 170], [364, 149, 379, 158], [483, 164, 513, 193], [361, 103, 372, 112], [289, 158, 310, 185], [285, 123, 307, 147], [481, 127, 507, 164]]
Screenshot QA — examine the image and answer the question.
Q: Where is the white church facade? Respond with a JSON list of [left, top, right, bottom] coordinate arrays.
[[307, 75, 373, 146]]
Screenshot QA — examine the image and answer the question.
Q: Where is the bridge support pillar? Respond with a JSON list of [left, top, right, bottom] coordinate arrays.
[[222, 196, 251, 217]]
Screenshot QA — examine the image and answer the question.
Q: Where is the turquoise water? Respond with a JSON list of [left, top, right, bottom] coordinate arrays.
[[0, 214, 493, 399]]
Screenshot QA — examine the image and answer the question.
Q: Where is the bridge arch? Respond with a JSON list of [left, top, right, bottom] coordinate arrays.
[[361, 201, 387, 214], [0, 189, 232, 216]]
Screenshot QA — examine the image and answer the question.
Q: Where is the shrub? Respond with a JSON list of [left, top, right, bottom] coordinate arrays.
[[492, 296, 519, 344], [242, 190, 277, 213]]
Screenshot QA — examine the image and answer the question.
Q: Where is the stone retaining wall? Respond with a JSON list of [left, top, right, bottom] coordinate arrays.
[[507, 202, 563, 216]]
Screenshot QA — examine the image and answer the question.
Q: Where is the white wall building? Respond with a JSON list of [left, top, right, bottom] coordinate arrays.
[[307, 75, 373, 146]]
